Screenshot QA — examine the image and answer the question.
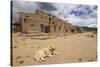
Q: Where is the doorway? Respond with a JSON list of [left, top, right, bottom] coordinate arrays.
[[40, 24, 45, 32], [40, 24, 50, 33], [45, 25, 50, 33]]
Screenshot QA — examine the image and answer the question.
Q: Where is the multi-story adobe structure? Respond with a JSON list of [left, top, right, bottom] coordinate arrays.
[[18, 10, 81, 34]]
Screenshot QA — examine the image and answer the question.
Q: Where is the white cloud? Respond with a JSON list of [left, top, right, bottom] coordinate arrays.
[[65, 15, 97, 28], [12, 1, 39, 19], [50, 4, 77, 20]]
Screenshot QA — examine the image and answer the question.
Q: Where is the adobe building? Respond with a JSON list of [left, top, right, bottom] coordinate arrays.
[[18, 10, 77, 34]]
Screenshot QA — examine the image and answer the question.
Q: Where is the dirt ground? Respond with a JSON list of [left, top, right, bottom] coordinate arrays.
[[11, 32, 97, 66]]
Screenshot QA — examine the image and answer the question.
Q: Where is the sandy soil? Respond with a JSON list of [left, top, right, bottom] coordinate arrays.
[[11, 32, 97, 66]]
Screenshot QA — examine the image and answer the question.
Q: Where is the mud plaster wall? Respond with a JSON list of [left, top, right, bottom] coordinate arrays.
[[19, 10, 73, 34]]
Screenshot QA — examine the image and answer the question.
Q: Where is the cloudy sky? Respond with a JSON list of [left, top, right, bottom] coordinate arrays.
[[12, 1, 97, 28]]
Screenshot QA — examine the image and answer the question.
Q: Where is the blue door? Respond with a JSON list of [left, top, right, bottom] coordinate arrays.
[[40, 24, 45, 32]]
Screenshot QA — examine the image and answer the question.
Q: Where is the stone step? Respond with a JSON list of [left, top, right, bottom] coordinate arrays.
[[22, 35, 56, 40], [26, 33, 48, 36]]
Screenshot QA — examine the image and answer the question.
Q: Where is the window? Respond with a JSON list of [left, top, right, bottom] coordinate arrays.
[[26, 15, 29, 17], [71, 29, 75, 33], [49, 21, 51, 24], [24, 18, 26, 23], [52, 22, 54, 25], [59, 19, 61, 21], [59, 26, 61, 31], [65, 29, 68, 32], [41, 16, 43, 18], [54, 26, 56, 31], [30, 24, 35, 26], [49, 18, 51, 21]]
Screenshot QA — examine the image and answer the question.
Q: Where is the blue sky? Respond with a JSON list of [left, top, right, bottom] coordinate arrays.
[[12, 1, 97, 28]]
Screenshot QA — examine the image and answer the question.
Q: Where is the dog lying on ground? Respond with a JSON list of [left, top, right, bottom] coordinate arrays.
[[33, 45, 58, 62]]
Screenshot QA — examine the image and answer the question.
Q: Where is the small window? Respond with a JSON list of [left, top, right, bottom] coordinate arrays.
[[54, 26, 56, 31], [52, 22, 54, 25], [59, 26, 61, 30], [30, 24, 35, 26], [24, 18, 26, 23], [41, 16, 43, 18], [53, 16, 55, 17], [59, 19, 61, 21], [71, 29, 75, 33], [49, 18, 51, 21], [26, 15, 29, 17], [65, 29, 68, 32]]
